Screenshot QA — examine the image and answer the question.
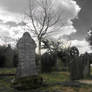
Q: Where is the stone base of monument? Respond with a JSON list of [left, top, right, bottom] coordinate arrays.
[[12, 75, 44, 90]]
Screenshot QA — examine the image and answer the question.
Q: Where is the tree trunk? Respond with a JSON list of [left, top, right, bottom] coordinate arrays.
[[38, 38, 42, 72]]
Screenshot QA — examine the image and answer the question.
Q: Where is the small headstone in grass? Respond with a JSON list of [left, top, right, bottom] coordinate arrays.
[[16, 32, 38, 78]]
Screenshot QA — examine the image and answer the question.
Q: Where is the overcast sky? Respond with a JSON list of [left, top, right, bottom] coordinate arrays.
[[72, 0, 92, 40], [0, 0, 91, 54]]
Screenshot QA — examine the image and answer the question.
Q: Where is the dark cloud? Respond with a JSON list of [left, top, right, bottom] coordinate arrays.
[[71, 0, 92, 40]]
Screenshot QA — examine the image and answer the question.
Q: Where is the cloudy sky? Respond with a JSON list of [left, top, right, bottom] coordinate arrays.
[[0, 0, 91, 54]]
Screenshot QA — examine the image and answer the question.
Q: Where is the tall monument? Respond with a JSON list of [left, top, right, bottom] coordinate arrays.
[[16, 32, 37, 78]]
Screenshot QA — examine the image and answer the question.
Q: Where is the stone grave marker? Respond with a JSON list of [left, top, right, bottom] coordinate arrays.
[[82, 53, 90, 78], [16, 32, 38, 78]]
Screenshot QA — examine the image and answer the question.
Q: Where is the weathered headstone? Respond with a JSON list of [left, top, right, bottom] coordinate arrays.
[[5, 44, 14, 67], [16, 32, 37, 78], [69, 47, 82, 80], [82, 53, 90, 78], [69, 56, 81, 80]]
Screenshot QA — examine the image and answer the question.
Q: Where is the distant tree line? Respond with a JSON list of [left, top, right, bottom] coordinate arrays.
[[0, 45, 18, 68], [0, 43, 69, 72]]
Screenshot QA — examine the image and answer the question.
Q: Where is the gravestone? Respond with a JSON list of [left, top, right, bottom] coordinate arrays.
[[82, 53, 90, 78], [5, 44, 14, 67], [69, 47, 82, 80], [69, 56, 81, 80], [16, 32, 37, 78]]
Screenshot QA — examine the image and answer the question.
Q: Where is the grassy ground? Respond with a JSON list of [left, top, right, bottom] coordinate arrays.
[[0, 68, 92, 92], [41, 72, 70, 83], [0, 68, 16, 74], [41, 72, 92, 92]]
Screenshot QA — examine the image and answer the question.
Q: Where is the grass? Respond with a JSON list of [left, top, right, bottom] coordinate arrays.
[[0, 68, 92, 92], [0, 68, 16, 92], [0, 68, 16, 74], [41, 72, 70, 84], [0, 76, 15, 92]]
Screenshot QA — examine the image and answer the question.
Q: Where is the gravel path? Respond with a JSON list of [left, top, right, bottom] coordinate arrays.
[[79, 80, 92, 85]]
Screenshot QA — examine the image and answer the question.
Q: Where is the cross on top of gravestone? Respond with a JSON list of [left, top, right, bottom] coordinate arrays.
[[70, 47, 79, 57], [16, 32, 38, 78]]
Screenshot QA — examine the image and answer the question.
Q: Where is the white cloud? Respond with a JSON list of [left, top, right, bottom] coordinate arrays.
[[33, 0, 80, 27], [0, 9, 22, 23], [31, 0, 81, 40], [0, 0, 81, 49], [45, 25, 77, 39], [71, 39, 92, 54]]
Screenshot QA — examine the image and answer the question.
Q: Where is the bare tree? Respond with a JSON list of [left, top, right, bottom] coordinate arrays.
[[25, 0, 65, 71]]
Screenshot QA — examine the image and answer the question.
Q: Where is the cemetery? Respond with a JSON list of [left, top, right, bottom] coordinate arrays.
[[0, 0, 92, 92], [0, 32, 92, 92]]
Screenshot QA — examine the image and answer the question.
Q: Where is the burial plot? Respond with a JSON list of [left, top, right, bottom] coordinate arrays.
[[16, 32, 37, 78]]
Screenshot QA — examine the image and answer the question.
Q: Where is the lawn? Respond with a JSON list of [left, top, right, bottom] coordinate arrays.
[[0, 68, 16, 74], [0, 68, 92, 92], [41, 72, 70, 83]]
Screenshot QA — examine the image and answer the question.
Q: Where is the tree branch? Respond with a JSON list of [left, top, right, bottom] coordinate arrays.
[[49, 14, 61, 27], [27, 0, 39, 35], [38, 7, 47, 38], [41, 16, 50, 37]]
